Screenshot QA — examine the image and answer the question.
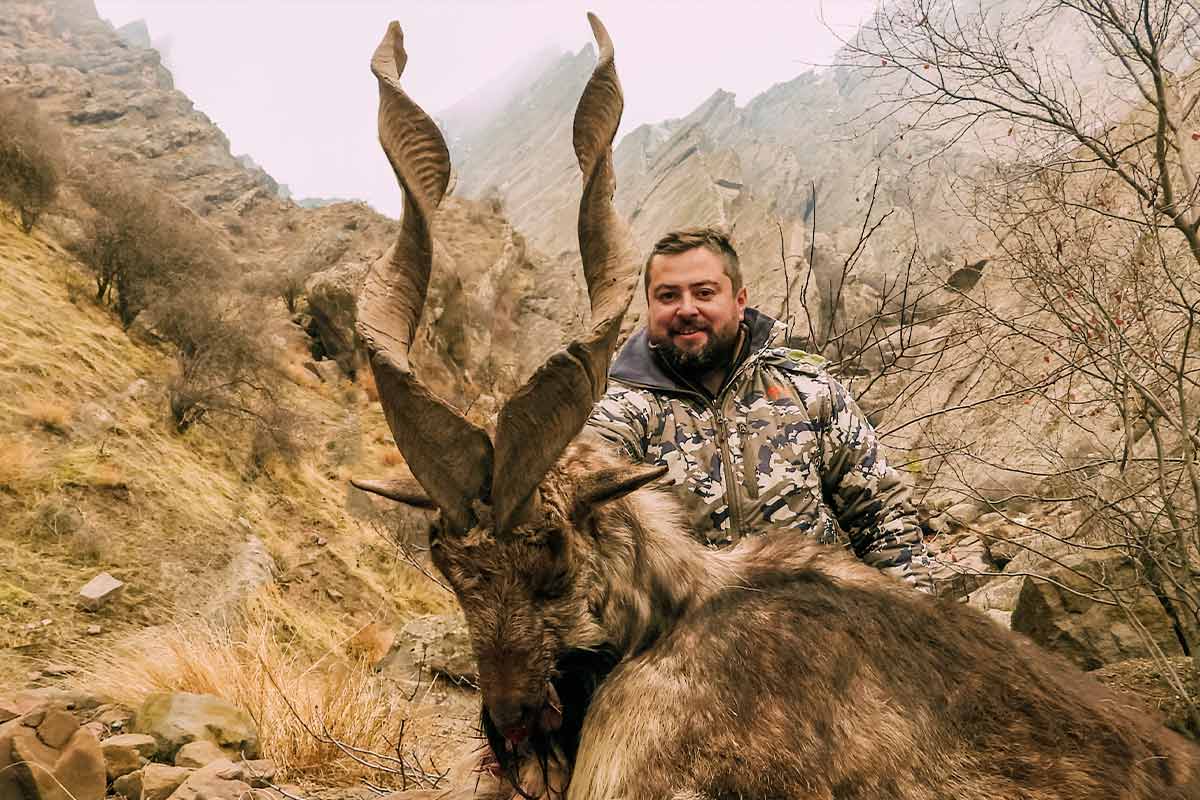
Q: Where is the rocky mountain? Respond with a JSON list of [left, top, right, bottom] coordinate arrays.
[[441, 0, 1137, 344], [0, 0, 592, 406]]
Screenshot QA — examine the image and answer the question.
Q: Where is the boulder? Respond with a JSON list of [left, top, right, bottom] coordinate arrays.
[[928, 533, 995, 599], [140, 764, 191, 800], [967, 575, 1023, 629], [943, 501, 985, 527], [304, 261, 367, 374], [73, 402, 117, 438], [132, 693, 258, 761], [5, 713, 105, 800], [313, 359, 342, 384], [173, 740, 224, 768], [1010, 549, 1187, 670], [111, 768, 142, 800], [239, 759, 276, 788], [165, 759, 251, 800], [33, 710, 77, 749], [1, 718, 21, 800], [100, 733, 156, 780], [77, 572, 124, 611], [379, 613, 476, 685]]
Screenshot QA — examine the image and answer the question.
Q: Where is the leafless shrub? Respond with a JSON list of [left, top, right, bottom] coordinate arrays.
[[0, 89, 62, 232], [72, 168, 225, 327], [271, 231, 351, 314], [156, 290, 294, 440]]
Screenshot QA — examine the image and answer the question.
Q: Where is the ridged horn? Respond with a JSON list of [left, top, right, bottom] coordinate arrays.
[[357, 21, 494, 533], [491, 13, 639, 533]]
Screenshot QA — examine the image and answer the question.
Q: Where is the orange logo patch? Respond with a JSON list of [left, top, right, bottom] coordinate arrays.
[[766, 386, 784, 400]]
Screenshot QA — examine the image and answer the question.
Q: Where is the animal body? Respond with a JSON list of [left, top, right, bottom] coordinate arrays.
[[353, 15, 1200, 800]]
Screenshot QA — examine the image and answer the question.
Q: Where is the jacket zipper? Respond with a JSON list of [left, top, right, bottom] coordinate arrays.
[[614, 354, 761, 543]]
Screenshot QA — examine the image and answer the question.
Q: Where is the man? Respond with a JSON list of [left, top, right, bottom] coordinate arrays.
[[586, 227, 934, 591]]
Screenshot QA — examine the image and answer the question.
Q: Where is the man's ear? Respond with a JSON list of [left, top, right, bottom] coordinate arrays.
[[573, 464, 668, 519], [350, 477, 437, 509], [735, 285, 747, 320]]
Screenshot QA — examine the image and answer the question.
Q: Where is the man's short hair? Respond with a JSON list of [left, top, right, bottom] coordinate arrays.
[[644, 227, 742, 293]]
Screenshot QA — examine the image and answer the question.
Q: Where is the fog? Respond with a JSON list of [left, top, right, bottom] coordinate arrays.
[[94, 1, 878, 215]]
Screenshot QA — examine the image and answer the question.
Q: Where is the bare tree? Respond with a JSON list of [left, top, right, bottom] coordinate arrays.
[[0, 89, 61, 232], [848, 0, 1200, 733]]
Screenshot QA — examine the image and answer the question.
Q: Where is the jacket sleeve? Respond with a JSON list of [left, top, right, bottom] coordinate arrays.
[[817, 376, 935, 593], [584, 385, 652, 462]]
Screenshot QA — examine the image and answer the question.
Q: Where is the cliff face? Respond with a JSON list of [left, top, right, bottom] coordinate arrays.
[[440, 38, 973, 347], [0, 0, 277, 213], [440, 0, 1131, 344]]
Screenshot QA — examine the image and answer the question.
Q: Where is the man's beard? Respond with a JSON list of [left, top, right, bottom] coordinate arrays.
[[651, 322, 742, 383]]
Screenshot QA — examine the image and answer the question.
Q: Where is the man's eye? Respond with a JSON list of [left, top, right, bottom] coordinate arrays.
[[696, 290, 715, 300], [656, 292, 677, 302]]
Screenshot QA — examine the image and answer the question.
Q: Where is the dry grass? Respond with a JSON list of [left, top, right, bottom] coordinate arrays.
[[379, 448, 404, 468], [282, 361, 321, 389], [0, 437, 43, 490], [22, 398, 71, 434], [358, 369, 379, 403], [66, 590, 438, 786], [0, 215, 452, 718]]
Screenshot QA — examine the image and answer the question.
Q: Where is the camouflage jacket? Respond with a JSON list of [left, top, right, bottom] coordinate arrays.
[[586, 308, 934, 591]]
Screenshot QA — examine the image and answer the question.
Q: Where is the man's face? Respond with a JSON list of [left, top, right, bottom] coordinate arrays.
[[646, 247, 747, 380]]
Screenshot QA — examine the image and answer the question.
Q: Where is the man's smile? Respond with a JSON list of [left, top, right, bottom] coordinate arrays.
[[672, 329, 708, 347]]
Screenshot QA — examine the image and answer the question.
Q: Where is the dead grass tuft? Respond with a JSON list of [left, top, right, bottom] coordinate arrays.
[[0, 438, 43, 490], [68, 525, 110, 564], [380, 449, 404, 467], [282, 361, 321, 389], [22, 399, 71, 434], [66, 590, 433, 785], [357, 369, 378, 403]]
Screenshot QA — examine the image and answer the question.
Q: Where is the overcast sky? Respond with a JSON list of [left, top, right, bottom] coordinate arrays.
[[93, 1, 878, 215]]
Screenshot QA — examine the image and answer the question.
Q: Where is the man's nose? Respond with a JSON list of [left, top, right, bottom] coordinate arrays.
[[676, 294, 699, 316]]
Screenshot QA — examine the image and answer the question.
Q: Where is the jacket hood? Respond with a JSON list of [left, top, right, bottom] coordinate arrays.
[[609, 307, 783, 393]]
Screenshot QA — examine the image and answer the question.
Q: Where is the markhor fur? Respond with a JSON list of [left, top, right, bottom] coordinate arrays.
[[427, 437, 1200, 800]]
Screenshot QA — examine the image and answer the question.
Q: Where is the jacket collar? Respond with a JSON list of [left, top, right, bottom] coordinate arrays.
[[609, 307, 783, 394]]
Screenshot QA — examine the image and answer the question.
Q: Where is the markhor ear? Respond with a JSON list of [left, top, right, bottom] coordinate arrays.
[[575, 464, 668, 514], [350, 478, 437, 509]]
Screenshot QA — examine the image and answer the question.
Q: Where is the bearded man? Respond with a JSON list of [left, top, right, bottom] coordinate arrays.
[[586, 227, 934, 591]]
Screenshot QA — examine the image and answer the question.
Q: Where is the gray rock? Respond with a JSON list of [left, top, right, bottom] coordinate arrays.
[[304, 261, 367, 373], [944, 502, 985, 527], [101, 733, 155, 780], [77, 572, 124, 611], [379, 613, 477, 686], [925, 514, 952, 537], [73, 402, 117, 437], [165, 758, 251, 800], [132, 692, 258, 761], [111, 768, 142, 800], [240, 759, 277, 788], [313, 359, 343, 384], [967, 575, 1023, 625], [140, 764, 191, 800], [1010, 549, 1188, 670], [929, 534, 996, 599], [173, 739, 225, 768]]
